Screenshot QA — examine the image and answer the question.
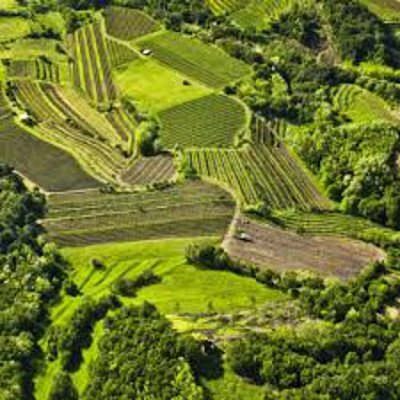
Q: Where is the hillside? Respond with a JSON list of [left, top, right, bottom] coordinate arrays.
[[2, 0, 400, 399]]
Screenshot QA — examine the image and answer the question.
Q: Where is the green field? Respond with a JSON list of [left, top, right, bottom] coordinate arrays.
[[115, 57, 211, 111], [137, 31, 251, 89], [34, 237, 283, 398], [44, 180, 235, 246], [159, 94, 247, 148]]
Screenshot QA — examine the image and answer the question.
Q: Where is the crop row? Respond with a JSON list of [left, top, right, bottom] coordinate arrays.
[[120, 154, 176, 186], [105, 6, 160, 41], [44, 181, 235, 246], [159, 94, 246, 148], [107, 37, 139, 67], [138, 31, 251, 89], [187, 144, 330, 210], [13, 81, 129, 184], [106, 106, 136, 144]]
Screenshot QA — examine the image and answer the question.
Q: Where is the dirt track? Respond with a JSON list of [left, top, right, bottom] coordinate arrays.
[[223, 216, 386, 280]]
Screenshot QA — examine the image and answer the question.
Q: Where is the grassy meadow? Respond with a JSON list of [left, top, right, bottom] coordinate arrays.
[[115, 57, 211, 111]]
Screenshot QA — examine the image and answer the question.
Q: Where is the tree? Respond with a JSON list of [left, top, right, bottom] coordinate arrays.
[[49, 372, 78, 400]]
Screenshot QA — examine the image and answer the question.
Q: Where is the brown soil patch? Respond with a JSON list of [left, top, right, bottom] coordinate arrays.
[[223, 217, 386, 280]]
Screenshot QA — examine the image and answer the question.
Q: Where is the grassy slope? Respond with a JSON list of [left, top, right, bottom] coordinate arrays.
[[35, 238, 283, 398], [115, 56, 211, 112]]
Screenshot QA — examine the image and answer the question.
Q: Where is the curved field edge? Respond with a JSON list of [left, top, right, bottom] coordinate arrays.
[[34, 237, 285, 398]]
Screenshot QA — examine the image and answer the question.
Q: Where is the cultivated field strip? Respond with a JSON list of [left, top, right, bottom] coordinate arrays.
[[6, 59, 63, 82], [187, 144, 329, 210], [225, 216, 385, 280], [71, 21, 117, 105], [138, 31, 251, 89], [107, 37, 139, 67], [105, 6, 160, 41], [159, 94, 246, 148], [120, 154, 176, 185], [0, 86, 100, 191], [44, 181, 235, 246]]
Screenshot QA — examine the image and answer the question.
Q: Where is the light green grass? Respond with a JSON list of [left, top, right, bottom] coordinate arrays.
[[54, 238, 282, 320], [0, 17, 31, 42], [0, 0, 18, 10], [115, 57, 211, 112], [0, 38, 68, 61], [137, 31, 251, 89]]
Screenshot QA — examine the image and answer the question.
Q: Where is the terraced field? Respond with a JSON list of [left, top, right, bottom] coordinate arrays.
[[334, 84, 398, 124], [121, 154, 176, 186], [43, 181, 235, 246], [137, 31, 251, 89], [159, 94, 247, 148], [0, 86, 100, 191], [13, 81, 130, 184], [187, 144, 329, 209], [71, 20, 117, 105], [106, 38, 139, 67], [105, 6, 160, 41]]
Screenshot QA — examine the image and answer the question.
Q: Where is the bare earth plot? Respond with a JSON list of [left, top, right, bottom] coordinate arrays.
[[224, 217, 386, 280]]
